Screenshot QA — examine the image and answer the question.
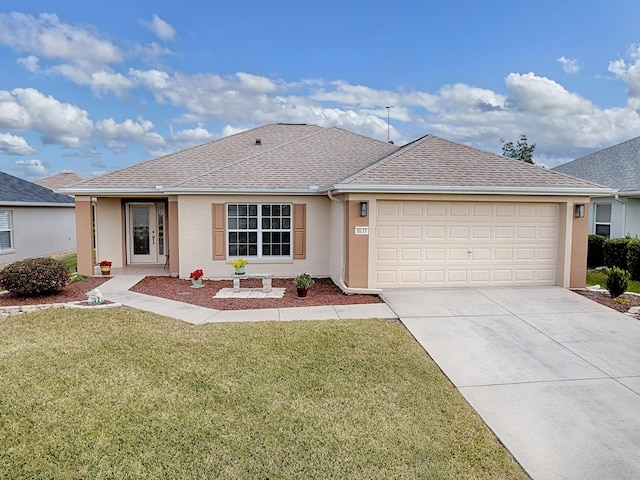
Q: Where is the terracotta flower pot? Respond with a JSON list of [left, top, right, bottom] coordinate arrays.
[[100, 266, 111, 276]]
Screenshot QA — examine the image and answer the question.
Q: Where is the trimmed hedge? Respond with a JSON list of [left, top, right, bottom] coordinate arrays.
[[627, 238, 640, 281], [587, 234, 607, 268], [0, 257, 70, 297], [603, 237, 631, 271]]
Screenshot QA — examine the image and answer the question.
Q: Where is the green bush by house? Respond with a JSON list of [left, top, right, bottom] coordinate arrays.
[[587, 234, 607, 268], [603, 237, 631, 271], [0, 257, 70, 297]]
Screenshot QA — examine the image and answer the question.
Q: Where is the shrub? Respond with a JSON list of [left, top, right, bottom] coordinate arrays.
[[627, 238, 640, 280], [604, 267, 630, 299], [587, 234, 607, 268], [603, 237, 631, 270], [0, 257, 70, 297]]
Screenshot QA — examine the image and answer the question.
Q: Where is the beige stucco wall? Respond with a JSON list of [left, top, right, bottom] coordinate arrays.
[[177, 195, 331, 279], [95, 197, 124, 268]]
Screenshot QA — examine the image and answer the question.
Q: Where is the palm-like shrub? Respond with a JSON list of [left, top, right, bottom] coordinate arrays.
[[0, 257, 70, 297], [604, 267, 630, 299]]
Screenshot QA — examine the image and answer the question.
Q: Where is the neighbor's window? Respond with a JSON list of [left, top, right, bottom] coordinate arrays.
[[594, 203, 612, 237], [227, 204, 291, 257], [0, 211, 13, 251]]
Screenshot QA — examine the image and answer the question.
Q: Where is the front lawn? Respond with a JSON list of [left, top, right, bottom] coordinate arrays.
[[0, 308, 527, 479], [586, 269, 640, 293]]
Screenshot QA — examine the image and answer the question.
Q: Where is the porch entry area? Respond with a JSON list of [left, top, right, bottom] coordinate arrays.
[[126, 202, 167, 265]]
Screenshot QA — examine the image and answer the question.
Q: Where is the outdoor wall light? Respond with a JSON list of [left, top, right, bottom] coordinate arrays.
[[575, 204, 585, 218], [359, 201, 368, 217]]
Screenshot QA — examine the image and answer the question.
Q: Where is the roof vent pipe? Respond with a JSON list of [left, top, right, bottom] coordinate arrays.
[[255, 138, 262, 145]]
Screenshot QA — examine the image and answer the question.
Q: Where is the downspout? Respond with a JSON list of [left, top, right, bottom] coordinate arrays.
[[614, 193, 626, 236], [327, 190, 382, 295]]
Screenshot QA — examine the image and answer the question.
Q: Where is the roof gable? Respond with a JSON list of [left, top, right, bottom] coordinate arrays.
[[34, 171, 87, 191], [0, 171, 76, 204], [339, 135, 603, 190], [552, 136, 640, 191]]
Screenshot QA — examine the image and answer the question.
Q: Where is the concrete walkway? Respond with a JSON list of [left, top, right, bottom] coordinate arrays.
[[99, 275, 397, 324], [382, 286, 640, 480]]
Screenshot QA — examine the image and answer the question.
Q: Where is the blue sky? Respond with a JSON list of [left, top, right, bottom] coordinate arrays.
[[2, 1, 640, 180]]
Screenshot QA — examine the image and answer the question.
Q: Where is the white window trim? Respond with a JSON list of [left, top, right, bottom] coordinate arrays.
[[594, 203, 612, 237], [0, 210, 14, 252], [226, 203, 293, 258]]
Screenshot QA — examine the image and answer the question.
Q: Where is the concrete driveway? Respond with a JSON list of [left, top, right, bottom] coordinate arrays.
[[382, 286, 640, 480]]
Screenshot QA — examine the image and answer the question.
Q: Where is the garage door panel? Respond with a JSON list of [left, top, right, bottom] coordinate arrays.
[[375, 201, 559, 288]]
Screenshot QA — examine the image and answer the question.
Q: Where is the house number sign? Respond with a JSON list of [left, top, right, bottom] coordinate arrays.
[[354, 226, 369, 235]]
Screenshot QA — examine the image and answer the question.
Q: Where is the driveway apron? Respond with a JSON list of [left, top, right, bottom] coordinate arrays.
[[382, 286, 640, 480]]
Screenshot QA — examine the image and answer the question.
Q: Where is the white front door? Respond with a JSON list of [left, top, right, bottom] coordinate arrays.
[[128, 203, 166, 264]]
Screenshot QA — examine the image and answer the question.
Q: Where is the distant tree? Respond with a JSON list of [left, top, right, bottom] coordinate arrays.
[[500, 134, 535, 164]]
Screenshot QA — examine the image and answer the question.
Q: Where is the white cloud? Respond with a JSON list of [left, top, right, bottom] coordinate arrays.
[[141, 14, 175, 42], [0, 12, 122, 65], [505, 72, 595, 115], [169, 125, 214, 144], [557, 56, 580, 74], [609, 44, 640, 110], [95, 117, 166, 151], [0, 88, 93, 147], [0, 132, 36, 155], [12, 159, 47, 178]]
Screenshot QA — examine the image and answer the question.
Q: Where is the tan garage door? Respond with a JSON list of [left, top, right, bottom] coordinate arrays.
[[375, 201, 559, 288]]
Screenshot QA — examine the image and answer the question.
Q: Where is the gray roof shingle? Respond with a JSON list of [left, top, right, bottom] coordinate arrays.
[[340, 135, 603, 190], [552, 136, 640, 192], [0, 171, 75, 204], [64, 124, 607, 195]]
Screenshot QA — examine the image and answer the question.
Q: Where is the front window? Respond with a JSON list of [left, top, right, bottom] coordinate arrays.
[[0, 211, 13, 251], [227, 204, 291, 257], [594, 203, 612, 237]]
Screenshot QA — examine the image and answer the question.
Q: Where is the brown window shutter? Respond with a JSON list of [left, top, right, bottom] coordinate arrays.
[[212, 203, 226, 260], [293, 204, 306, 259]]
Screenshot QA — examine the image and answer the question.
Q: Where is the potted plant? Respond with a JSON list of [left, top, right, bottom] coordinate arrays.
[[99, 260, 112, 276], [229, 257, 248, 275], [293, 272, 314, 298], [189, 269, 204, 287]]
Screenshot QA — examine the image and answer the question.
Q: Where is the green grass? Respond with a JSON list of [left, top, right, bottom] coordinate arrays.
[[56, 252, 77, 273], [0, 308, 527, 479], [586, 269, 640, 293]]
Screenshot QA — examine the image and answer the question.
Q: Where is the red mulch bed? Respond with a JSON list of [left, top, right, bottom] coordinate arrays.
[[0, 277, 111, 307], [130, 276, 382, 310], [573, 289, 640, 313]]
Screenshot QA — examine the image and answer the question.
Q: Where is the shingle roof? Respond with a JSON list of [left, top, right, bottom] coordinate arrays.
[[552, 136, 640, 192], [339, 135, 603, 190], [34, 171, 87, 191], [0, 171, 75, 204], [70, 124, 339, 191], [64, 124, 608, 195]]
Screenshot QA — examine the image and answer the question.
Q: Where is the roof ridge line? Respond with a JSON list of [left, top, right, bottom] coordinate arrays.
[[335, 134, 428, 185], [171, 125, 328, 187]]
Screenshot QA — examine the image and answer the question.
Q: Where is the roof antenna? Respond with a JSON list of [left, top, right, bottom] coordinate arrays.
[[385, 106, 394, 143]]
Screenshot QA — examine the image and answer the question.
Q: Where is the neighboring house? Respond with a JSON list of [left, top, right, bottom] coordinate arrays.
[[35, 171, 87, 194], [63, 123, 609, 289], [0, 171, 76, 265], [553, 136, 640, 239]]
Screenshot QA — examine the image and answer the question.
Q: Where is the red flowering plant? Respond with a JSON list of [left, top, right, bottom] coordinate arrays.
[[99, 260, 112, 267], [190, 269, 204, 281]]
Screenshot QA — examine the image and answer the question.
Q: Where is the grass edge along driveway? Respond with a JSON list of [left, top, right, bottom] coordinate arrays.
[[0, 307, 527, 479]]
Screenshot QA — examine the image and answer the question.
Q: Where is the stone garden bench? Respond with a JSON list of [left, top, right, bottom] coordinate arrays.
[[232, 273, 272, 293]]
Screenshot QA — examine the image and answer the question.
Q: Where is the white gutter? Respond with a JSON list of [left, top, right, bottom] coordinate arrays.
[[0, 201, 75, 207], [331, 184, 616, 196], [327, 189, 383, 295]]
